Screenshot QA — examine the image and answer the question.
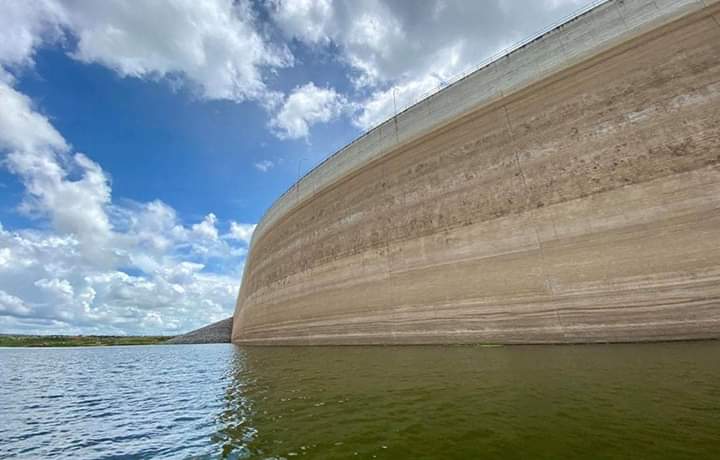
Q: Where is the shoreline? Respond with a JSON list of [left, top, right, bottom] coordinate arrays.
[[0, 335, 173, 347]]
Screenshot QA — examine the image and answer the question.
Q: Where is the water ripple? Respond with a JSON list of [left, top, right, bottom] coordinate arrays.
[[1, 342, 720, 459]]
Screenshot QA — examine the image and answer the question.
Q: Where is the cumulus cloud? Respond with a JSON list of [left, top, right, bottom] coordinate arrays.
[[0, 0, 269, 334], [0, 290, 32, 317], [2, 0, 291, 104], [269, 0, 334, 45], [1, 81, 114, 264], [226, 222, 256, 244], [0, 57, 249, 336], [0, 82, 68, 153], [3, 0, 598, 139], [0, 221, 243, 335], [63, 0, 292, 103], [0, 193, 248, 335], [269, 0, 598, 130], [0, 0, 66, 69], [191, 213, 220, 241], [270, 82, 347, 139]]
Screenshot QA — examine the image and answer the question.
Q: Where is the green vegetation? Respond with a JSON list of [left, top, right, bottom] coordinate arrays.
[[0, 335, 173, 347]]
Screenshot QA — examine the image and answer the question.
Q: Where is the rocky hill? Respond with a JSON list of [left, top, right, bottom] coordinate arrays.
[[166, 317, 233, 344]]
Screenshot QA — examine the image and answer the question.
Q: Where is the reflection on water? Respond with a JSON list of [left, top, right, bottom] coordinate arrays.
[[220, 342, 720, 459], [1, 341, 719, 459]]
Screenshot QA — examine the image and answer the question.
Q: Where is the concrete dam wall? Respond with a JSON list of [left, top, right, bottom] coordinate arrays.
[[233, 0, 720, 345]]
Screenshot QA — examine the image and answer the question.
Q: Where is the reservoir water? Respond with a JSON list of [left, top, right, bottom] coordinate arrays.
[[1, 341, 719, 459]]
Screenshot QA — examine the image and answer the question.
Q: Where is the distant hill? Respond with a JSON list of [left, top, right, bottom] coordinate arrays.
[[165, 317, 233, 344]]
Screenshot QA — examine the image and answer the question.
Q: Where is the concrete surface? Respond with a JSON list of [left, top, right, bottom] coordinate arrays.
[[233, 0, 720, 345]]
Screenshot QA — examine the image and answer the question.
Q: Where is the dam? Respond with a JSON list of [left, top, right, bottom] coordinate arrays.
[[233, 0, 720, 345]]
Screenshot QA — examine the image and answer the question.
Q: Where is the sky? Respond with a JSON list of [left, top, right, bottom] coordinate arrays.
[[0, 0, 597, 336]]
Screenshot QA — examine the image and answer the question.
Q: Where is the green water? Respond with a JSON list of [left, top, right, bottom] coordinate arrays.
[[2, 341, 719, 458], [219, 342, 720, 459]]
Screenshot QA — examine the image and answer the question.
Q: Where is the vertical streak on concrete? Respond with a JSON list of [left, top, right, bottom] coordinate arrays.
[[502, 103, 565, 336], [295, 170, 304, 334], [710, 2, 720, 27], [614, 0, 632, 31], [380, 125, 395, 342], [501, 106, 556, 298]]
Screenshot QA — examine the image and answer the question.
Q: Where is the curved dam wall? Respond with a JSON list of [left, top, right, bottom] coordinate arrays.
[[233, 0, 720, 345]]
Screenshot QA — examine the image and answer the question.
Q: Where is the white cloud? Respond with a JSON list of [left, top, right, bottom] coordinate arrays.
[[270, 0, 599, 131], [65, 0, 292, 103], [254, 159, 275, 172], [352, 73, 447, 131], [0, 247, 10, 269], [191, 213, 219, 241], [270, 82, 347, 139], [11, 151, 113, 258], [0, 70, 250, 336], [270, 0, 403, 88], [0, 82, 68, 153], [0, 290, 32, 317], [0, 81, 113, 262], [2, 0, 598, 140], [269, 0, 334, 44], [226, 222, 256, 244], [35, 278, 75, 301], [0, 208, 248, 335], [0, 0, 275, 335], [2, 0, 291, 105], [0, 222, 240, 333], [0, 0, 66, 69]]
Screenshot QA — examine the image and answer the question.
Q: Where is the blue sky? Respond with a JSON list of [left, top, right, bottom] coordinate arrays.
[[0, 0, 595, 335]]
